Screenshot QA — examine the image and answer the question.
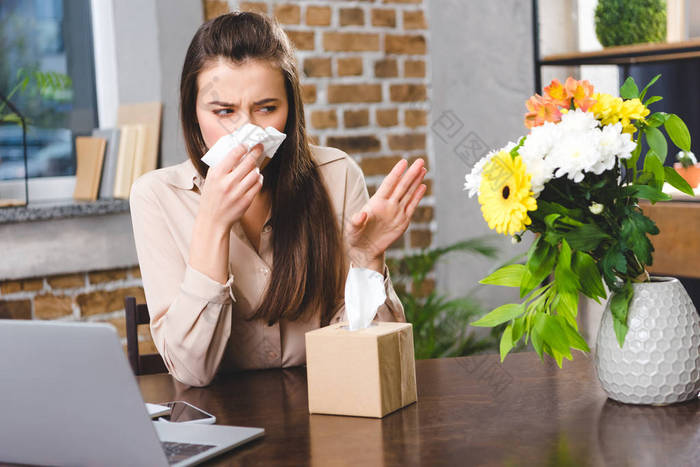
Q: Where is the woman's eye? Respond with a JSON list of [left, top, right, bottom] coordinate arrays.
[[214, 108, 233, 116], [259, 106, 276, 113]]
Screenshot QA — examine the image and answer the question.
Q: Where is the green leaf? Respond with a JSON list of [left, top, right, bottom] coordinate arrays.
[[554, 240, 580, 294], [664, 114, 691, 152], [620, 210, 659, 266], [509, 136, 526, 159], [638, 74, 661, 101], [544, 213, 562, 229], [644, 96, 662, 107], [627, 135, 644, 169], [512, 315, 525, 342], [556, 314, 590, 353], [624, 184, 671, 203], [645, 126, 668, 164], [526, 236, 547, 274], [601, 244, 628, 289], [664, 166, 694, 196], [548, 345, 572, 368], [645, 112, 667, 128], [620, 76, 639, 99], [537, 313, 573, 361], [471, 303, 525, 327], [500, 324, 514, 362], [479, 264, 526, 287], [552, 290, 579, 329], [572, 251, 606, 301], [535, 200, 584, 220], [643, 152, 665, 189], [1, 114, 22, 123], [521, 239, 556, 298], [613, 317, 629, 348], [530, 313, 545, 358], [519, 267, 536, 298], [564, 223, 611, 251], [610, 283, 633, 324]]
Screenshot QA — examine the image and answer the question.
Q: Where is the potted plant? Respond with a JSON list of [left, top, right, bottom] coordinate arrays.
[[463, 75, 700, 405], [595, 0, 667, 47], [0, 68, 72, 206], [673, 150, 699, 189]]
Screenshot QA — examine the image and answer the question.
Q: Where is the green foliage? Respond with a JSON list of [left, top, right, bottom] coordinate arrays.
[[472, 75, 695, 365], [387, 236, 506, 359], [595, 0, 667, 47], [0, 67, 73, 125]]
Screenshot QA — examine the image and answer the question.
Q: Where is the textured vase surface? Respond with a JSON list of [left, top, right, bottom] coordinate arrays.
[[594, 277, 700, 404]]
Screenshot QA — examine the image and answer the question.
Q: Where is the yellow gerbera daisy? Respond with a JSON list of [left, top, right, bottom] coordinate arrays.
[[478, 151, 537, 236]]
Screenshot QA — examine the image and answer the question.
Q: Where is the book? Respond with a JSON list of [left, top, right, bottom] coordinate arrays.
[[92, 128, 121, 199], [73, 136, 106, 201], [117, 102, 162, 176], [113, 124, 147, 199], [130, 123, 150, 183]]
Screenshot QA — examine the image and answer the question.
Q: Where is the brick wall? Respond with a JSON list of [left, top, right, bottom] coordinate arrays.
[[205, 0, 435, 260], [0, 267, 154, 355]]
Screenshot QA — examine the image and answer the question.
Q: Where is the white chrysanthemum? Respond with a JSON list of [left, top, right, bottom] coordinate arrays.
[[519, 123, 558, 195], [463, 141, 518, 198], [558, 108, 599, 132], [548, 129, 603, 182], [592, 122, 635, 174], [517, 109, 637, 188]]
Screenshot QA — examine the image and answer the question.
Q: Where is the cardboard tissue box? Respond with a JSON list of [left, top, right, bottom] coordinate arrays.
[[305, 321, 417, 418]]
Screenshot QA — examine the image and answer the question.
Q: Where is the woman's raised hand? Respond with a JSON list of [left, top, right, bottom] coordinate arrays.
[[197, 143, 265, 234], [345, 158, 427, 271]]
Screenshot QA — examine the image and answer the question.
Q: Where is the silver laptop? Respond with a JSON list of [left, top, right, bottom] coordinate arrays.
[[0, 320, 264, 466]]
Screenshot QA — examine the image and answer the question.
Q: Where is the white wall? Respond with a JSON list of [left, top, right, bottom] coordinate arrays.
[[428, 0, 533, 310]]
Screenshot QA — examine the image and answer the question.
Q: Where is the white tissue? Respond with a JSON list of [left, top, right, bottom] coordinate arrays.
[[345, 266, 387, 331], [201, 122, 286, 168]]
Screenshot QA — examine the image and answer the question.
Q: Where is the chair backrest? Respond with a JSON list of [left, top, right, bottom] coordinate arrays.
[[124, 296, 167, 376]]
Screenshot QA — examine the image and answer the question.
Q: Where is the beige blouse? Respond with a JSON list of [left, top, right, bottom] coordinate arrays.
[[129, 144, 406, 386]]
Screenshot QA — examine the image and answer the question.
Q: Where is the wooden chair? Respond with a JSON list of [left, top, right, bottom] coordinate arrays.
[[124, 296, 167, 375]]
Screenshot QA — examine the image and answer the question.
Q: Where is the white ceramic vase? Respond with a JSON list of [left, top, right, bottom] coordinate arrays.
[[594, 276, 700, 405]]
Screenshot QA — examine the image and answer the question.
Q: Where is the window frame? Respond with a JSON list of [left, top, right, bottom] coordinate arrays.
[[0, 0, 117, 203]]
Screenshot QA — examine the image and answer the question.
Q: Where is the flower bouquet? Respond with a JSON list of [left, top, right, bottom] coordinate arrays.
[[464, 76, 694, 366]]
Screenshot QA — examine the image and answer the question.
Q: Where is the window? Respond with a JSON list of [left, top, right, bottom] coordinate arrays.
[[0, 0, 98, 201]]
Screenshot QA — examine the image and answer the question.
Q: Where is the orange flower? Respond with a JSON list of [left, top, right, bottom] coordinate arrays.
[[543, 79, 570, 108], [524, 94, 561, 129], [565, 77, 596, 112]]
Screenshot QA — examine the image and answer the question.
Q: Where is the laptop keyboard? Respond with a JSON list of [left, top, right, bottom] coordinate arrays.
[[161, 441, 216, 464]]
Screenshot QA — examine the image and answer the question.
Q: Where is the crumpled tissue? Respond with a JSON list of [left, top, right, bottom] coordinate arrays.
[[201, 122, 286, 168], [344, 265, 386, 331]]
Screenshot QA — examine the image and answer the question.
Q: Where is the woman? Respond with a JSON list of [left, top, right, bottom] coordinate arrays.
[[130, 11, 427, 386]]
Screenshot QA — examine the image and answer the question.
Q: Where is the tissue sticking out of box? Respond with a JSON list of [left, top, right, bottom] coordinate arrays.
[[345, 266, 387, 331], [201, 123, 286, 168]]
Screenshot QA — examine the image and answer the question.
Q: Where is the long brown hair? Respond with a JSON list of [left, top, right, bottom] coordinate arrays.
[[179, 11, 346, 325]]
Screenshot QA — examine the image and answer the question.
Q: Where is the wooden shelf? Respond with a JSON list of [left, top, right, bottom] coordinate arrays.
[[540, 38, 700, 66], [641, 200, 700, 279]]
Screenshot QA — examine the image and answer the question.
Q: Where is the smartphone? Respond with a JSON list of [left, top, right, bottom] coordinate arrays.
[[156, 401, 216, 424]]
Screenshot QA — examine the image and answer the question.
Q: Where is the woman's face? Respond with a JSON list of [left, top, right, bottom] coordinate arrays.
[[196, 57, 289, 171]]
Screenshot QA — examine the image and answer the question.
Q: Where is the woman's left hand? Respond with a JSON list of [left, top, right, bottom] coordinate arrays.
[[346, 158, 428, 271]]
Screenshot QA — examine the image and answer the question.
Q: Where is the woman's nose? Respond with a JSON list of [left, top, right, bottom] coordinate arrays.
[[234, 112, 251, 128]]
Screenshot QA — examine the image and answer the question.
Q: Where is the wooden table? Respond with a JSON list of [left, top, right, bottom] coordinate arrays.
[[138, 352, 700, 466]]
